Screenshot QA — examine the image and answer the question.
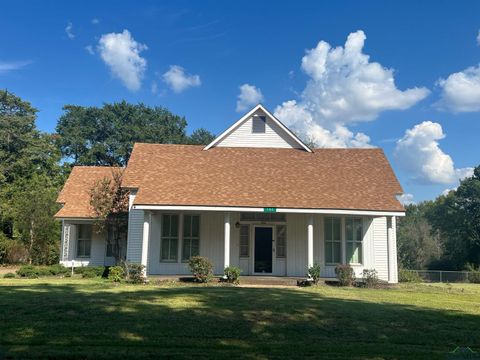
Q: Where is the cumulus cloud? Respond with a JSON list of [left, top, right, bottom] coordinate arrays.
[[97, 30, 147, 91], [397, 193, 415, 205], [65, 22, 74, 39], [151, 81, 158, 94], [236, 84, 264, 112], [394, 121, 473, 185], [162, 65, 201, 93], [0, 60, 32, 74], [274, 30, 429, 147], [436, 65, 480, 112]]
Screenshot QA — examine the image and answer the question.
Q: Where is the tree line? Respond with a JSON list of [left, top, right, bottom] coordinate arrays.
[[397, 167, 480, 271], [0, 90, 215, 265]]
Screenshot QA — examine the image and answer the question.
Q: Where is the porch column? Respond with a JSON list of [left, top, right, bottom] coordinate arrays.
[[307, 214, 314, 268], [387, 216, 398, 283], [224, 212, 231, 270], [141, 211, 151, 276]]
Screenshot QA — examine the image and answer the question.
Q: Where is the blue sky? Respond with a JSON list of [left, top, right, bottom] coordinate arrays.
[[1, 0, 479, 203]]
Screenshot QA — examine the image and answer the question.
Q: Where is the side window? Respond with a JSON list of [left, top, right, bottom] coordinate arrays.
[[276, 225, 286, 258], [324, 217, 341, 264], [77, 224, 92, 258], [161, 214, 179, 262], [346, 218, 363, 264], [239, 224, 250, 257], [182, 215, 200, 261]]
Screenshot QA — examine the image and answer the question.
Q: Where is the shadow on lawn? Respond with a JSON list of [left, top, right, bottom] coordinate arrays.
[[0, 283, 479, 359]]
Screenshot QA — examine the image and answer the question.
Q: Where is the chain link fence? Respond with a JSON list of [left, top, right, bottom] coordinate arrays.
[[406, 270, 471, 283]]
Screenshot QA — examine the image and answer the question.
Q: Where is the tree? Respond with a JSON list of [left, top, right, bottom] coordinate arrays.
[[90, 169, 129, 264], [56, 101, 188, 166], [9, 174, 61, 264], [397, 203, 442, 269], [186, 128, 216, 145]]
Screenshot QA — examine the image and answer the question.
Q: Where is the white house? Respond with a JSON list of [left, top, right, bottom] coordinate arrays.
[[55, 104, 404, 283]]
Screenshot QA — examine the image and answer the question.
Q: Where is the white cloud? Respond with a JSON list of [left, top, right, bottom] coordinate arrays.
[[97, 30, 147, 91], [92, 18, 100, 25], [151, 81, 158, 94], [162, 65, 201, 93], [85, 45, 95, 55], [397, 193, 415, 205], [0, 60, 31, 74], [436, 65, 480, 112], [236, 84, 264, 112], [394, 121, 474, 185], [477, 30, 480, 46], [65, 22, 74, 39], [274, 30, 429, 148]]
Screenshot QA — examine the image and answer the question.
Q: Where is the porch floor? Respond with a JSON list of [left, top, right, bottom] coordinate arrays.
[[148, 275, 337, 286]]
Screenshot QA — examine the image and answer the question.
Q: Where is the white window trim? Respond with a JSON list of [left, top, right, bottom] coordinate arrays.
[[276, 224, 287, 259], [324, 217, 342, 265], [239, 224, 250, 258], [160, 214, 179, 263], [345, 217, 364, 265], [181, 214, 201, 262], [76, 224, 92, 259]]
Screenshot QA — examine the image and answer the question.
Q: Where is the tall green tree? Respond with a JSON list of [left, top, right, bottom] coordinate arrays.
[[56, 101, 188, 166], [0, 90, 63, 263]]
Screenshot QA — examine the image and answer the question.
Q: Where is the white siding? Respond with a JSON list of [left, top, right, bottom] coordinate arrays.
[[372, 216, 389, 281], [59, 220, 106, 267], [216, 109, 302, 149]]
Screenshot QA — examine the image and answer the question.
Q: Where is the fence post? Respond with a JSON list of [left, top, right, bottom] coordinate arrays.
[[439, 271, 442, 283]]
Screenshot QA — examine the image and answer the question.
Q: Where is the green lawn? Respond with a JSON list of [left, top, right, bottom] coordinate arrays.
[[0, 279, 479, 359]]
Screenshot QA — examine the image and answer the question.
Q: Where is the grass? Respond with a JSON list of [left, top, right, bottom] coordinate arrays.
[[0, 278, 479, 359]]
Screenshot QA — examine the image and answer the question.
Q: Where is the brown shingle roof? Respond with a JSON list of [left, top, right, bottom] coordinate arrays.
[[122, 144, 404, 212], [55, 166, 120, 218]]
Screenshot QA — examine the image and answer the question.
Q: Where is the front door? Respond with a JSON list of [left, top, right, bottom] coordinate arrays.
[[254, 227, 273, 273]]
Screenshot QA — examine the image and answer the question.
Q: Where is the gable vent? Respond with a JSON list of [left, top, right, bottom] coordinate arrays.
[[252, 115, 266, 133]]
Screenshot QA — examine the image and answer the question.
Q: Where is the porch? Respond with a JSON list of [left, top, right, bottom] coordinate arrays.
[[129, 208, 399, 283]]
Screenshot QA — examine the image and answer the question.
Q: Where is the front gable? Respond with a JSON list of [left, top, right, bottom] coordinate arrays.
[[204, 104, 312, 152]]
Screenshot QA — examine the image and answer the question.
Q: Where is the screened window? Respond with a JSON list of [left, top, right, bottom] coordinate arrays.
[[182, 215, 200, 261], [252, 116, 266, 133], [161, 214, 179, 262], [77, 224, 92, 258], [324, 217, 341, 264], [239, 224, 250, 257], [346, 218, 363, 264], [276, 225, 286, 258]]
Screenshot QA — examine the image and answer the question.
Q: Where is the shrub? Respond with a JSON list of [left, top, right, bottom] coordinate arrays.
[[17, 265, 39, 278], [75, 266, 106, 278], [399, 269, 423, 283], [188, 256, 213, 283], [0, 234, 28, 264], [224, 266, 242, 284], [468, 271, 480, 284], [362, 269, 379, 288], [108, 266, 124, 282], [47, 264, 69, 276], [126, 263, 146, 284], [307, 263, 322, 284], [335, 264, 355, 286], [3, 272, 15, 278]]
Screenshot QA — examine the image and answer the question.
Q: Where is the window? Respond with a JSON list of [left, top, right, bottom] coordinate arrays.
[[182, 215, 200, 261], [346, 218, 363, 264], [239, 224, 250, 257], [252, 115, 266, 133], [276, 225, 286, 258], [161, 214, 179, 261], [77, 224, 92, 258], [324, 217, 341, 264], [106, 224, 127, 260]]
